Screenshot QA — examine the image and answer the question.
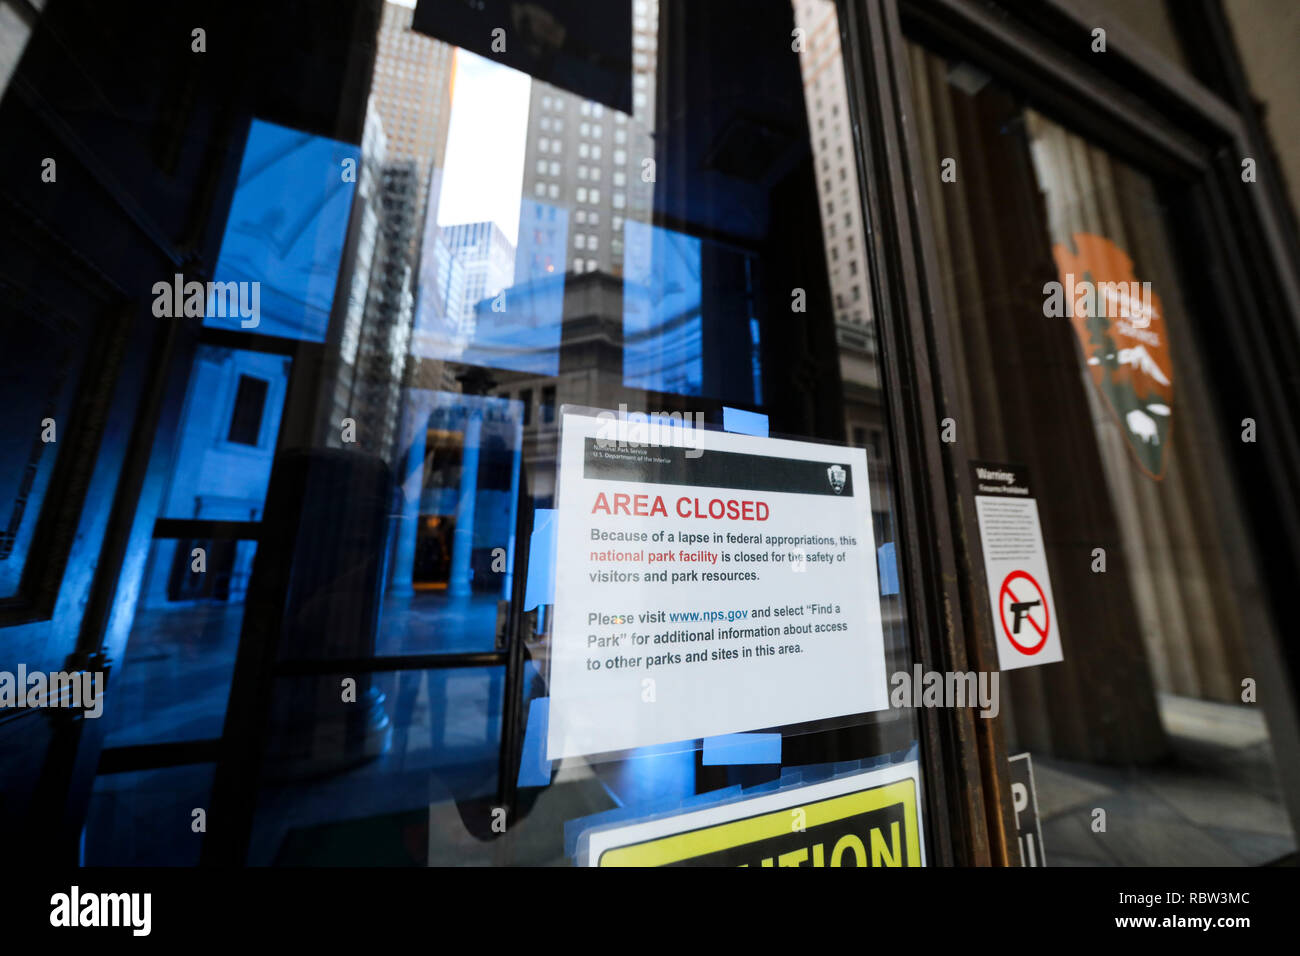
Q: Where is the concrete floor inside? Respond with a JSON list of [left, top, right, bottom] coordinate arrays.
[[87, 594, 1298, 865]]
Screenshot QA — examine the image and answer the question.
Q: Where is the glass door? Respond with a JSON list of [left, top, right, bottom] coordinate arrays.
[[32, 0, 972, 868], [904, 39, 1299, 865], [206, 0, 945, 866]]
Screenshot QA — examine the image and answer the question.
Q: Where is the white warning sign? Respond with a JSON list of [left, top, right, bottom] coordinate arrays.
[[546, 411, 890, 760], [970, 462, 1063, 671]]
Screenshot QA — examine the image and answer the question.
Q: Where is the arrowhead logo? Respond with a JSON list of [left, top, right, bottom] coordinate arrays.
[[827, 464, 846, 494], [1049, 233, 1174, 480]]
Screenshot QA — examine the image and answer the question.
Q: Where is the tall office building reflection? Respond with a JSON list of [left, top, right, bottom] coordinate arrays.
[[795, 0, 890, 535], [323, 1, 458, 458]]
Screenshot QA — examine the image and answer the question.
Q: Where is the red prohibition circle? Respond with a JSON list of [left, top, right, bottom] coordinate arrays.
[[998, 570, 1049, 655]]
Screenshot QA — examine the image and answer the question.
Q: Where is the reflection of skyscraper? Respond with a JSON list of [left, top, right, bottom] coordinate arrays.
[[792, 0, 872, 346], [322, 1, 461, 455], [326, 104, 388, 447], [464, 197, 571, 377], [322, 101, 421, 459], [442, 221, 516, 333], [412, 218, 535, 373], [514, 198, 569, 284], [427, 232, 466, 336], [791, 0, 885, 509], [516, 0, 659, 278], [352, 160, 419, 457], [370, 0, 455, 241]]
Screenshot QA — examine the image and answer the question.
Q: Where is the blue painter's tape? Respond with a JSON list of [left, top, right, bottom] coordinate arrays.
[[878, 541, 899, 596], [702, 732, 782, 766], [523, 509, 556, 611], [517, 697, 553, 788], [722, 406, 769, 437]]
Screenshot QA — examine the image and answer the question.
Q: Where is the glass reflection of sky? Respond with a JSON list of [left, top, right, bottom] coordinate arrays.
[[623, 220, 703, 396], [206, 119, 360, 341]]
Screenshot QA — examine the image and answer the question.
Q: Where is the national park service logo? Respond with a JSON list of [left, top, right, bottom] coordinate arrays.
[[827, 464, 847, 494], [1048, 233, 1174, 480]]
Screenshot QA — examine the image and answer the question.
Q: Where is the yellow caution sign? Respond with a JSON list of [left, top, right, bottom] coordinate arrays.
[[583, 761, 924, 867]]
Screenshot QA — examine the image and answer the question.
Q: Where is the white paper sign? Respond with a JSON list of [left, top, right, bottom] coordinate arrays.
[[971, 461, 1063, 670], [546, 412, 889, 760]]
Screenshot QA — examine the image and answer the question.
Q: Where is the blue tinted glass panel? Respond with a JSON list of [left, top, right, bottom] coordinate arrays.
[[205, 118, 359, 340], [623, 220, 702, 395], [104, 539, 257, 748], [158, 347, 291, 521]]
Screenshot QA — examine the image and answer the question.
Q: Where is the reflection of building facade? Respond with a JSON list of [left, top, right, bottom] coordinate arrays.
[[794, 0, 885, 516], [323, 1, 459, 458], [334, 104, 387, 397], [349, 160, 419, 458], [370, 0, 461, 406], [321, 102, 420, 461], [441, 220, 516, 332], [424, 198, 572, 378], [489, 271, 627, 507], [468, 271, 567, 377], [414, 219, 529, 370], [324, 105, 390, 454], [793, 0, 872, 343], [414, 228, 467, 355], [517, 0, 659, 278], [514, 198, 569, 285], [370, 0, 455, 247]]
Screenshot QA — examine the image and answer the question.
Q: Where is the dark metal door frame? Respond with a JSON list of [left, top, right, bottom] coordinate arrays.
[[837, 0, 1001, 867]]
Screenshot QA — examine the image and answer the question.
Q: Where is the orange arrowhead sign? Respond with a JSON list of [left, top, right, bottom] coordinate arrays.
[[1050, 233, 1174, 480]]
